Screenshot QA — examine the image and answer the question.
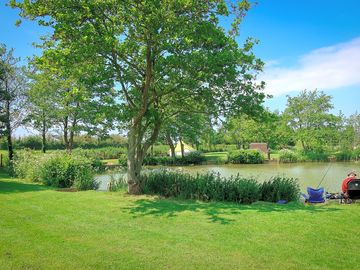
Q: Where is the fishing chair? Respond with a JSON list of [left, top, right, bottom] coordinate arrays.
[[307, 187, 325, 203]]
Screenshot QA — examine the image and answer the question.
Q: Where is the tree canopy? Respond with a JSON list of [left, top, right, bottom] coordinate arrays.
[[11, 0, 266, 193]]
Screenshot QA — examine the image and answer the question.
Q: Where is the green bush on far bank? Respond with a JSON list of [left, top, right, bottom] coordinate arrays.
[[278, 149, 300, 163], [228, 149, 264, 164]]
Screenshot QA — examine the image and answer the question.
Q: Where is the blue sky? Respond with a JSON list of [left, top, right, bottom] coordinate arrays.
[[1, 0, 360, 122]]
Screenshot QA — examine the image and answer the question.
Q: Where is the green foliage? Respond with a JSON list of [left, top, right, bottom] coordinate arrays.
[[278, 149, 299, 163], [334, 150, 353, 161], [40, 154, 98, 190], [301, 150, 329, 162], [11, 0, 265, 191], [228, 149, 264, 164], [12, 151, 98, 190], [142, 151, 205, 166], [335, 149, 360, 161], [183, 151, 205, 164], [12, 150, 43, 182], [283, 90, 340, 152], [203, 152, 229, 164], [260, 177, 300, 203], [108, 174, 127, 191], [14, 136, 43, 150], [151, 145, 170, 156], [0, 149, 9, 167], [118, 154, 128, 167], [72, 147, 127, 160], [199, 144, 237, 153], [140, 170, 260, 204]]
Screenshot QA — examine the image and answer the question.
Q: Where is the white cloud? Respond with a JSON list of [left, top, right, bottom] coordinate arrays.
[[261, 37, 360, 96]]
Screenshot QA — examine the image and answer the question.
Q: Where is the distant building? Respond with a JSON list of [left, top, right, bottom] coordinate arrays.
[[169, 141, 196, 157], [249, 143, 269, 159]]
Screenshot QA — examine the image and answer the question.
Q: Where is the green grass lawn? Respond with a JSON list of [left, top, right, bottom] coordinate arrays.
[[270, 153, 280, 160], [1, 169, 360, 269], [203, 152, 229, 163], [101, 158, 119, 165]]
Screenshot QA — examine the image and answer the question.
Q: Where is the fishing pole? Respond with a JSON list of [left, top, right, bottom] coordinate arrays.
[[316, 162, 332, 189]]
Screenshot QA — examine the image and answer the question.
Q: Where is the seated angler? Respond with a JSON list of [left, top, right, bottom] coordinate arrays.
[[342, 171, 357, 203]]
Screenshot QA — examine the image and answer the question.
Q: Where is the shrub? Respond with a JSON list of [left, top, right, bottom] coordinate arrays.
[[278, 149, 298, 163], [302, 150, 329, 162], [108, 173, 128, 191], [118, 154, 128, 167], [39, 154, 98, 190], [73, 147, 127, 160], [183, 151, 205, 164], [335, 150, 354, 161], [260, 177, 300, 202], [12, 151, 98, 190], [152, 144, 170, 156], [140, 170, 261, 204], [228, 149, 264, 164], [12, 150, 43, 182], [90, 157, 106, 173], [354, 148, 360, 161]]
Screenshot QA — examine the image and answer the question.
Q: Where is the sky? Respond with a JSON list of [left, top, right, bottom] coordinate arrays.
[[1, 1, 360, 136]]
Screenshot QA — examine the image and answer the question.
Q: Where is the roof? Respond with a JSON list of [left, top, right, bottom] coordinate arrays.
[[174, 142, 196, 152], [249, 143, 268, 153]]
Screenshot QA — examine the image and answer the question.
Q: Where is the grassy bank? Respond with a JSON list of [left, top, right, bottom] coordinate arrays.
[[203, 151, 229, 163], [1, 170, 360, 269]]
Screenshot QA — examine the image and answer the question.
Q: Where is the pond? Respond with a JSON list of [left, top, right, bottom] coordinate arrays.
[[96, 161, 360, 192]]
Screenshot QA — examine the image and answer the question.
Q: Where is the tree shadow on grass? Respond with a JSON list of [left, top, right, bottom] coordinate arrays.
[[0, 180, 50, 194], [123, 197, 342, 225]]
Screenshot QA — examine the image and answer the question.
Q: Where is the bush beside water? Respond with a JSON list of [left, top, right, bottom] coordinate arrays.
[[260, 177, 300, 202], [13, 151, 99, 190], [228, 149, 264, 164], [278, 149, 299, 163], [140, 170, 299, 204]]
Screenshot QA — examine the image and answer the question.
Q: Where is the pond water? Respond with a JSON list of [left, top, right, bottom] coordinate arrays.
[[96, 161, 360, 192]]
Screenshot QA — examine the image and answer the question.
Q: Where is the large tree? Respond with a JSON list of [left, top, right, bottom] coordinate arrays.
[[0, 44, 27, 161], [283, 90, 339, 151], [24, 63, 117, 152], [348, 112, 360, 149], [24, 71, 58, 153], [12, 0, 265, 194]]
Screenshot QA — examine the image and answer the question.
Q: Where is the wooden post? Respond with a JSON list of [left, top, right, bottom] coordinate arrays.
[[0, 153, 2, 167]]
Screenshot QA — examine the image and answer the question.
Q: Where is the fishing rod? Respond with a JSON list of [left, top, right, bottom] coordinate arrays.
[[316, 162, 332, 189]]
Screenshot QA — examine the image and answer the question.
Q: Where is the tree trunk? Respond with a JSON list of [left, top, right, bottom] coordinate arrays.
[[179, 137, 185, 158], [5, 100, 13, 161], [63, 116, 69, 151], [68, 103, 79, 153], [125, 41, 161, 195], [127, 124, 143, 195], [301, 140, 306, 152], [69, 129, 74, 153], [127, 117, 162, 195], [166, 132, 175, 158], [41, 110, 46, 153]]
